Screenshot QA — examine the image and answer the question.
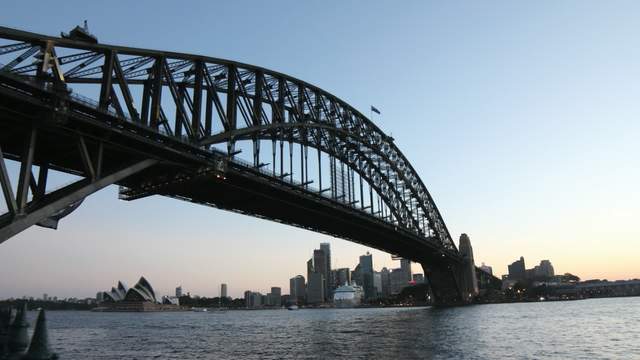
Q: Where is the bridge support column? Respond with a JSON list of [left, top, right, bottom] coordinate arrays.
[[421, 233, 479, 306]]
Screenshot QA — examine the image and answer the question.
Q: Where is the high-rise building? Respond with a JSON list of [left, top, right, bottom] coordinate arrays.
[[175, 286, 183, 298], [400, 259, 412, 282], [307, 258, 314, 286], [359, 252, 375, 300], [289, 275, 306, 304], [220, 283, 228, 299], [313, 248, 329, 301], [336, 268, 351, 287], [245, 291, 263, 308], [96, 292, 104, 302], [508, 257, 526, 280], [380, 267, 391, 298], [42, 293, 48, 301], [390, 268, 409, 295], [307, 272, 325, 304], [534, 260, 555, 278], [479, 262, 493, 275], [320, 243, 332, 295], [373, 272, 382, 296], [269, 287, 282, 307], [352, 264, 362, 286]]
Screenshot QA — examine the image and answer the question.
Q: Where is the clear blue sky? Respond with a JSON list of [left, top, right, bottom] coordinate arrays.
[[1, 1, 638, 299]]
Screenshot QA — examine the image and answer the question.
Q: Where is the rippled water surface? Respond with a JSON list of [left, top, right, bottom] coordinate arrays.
[[32, 297, 640, 359]]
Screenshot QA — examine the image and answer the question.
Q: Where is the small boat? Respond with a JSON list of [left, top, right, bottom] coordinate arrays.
[[191, 307, 208, 312], [287, 305, 299, 311]]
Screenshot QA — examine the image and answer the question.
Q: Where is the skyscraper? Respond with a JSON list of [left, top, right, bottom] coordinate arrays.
[[175, 286, 183, 298], [508, 257, 526, 280], [313, 248, 328, 301], [290, 275, 306, 304], [320, 243, 332, 295], [220, 283, 228, 299], [307, 272, 325, 304], [359, 252, 375, 300], [400, 258, 412, 282], [336, 268, 351, 286], [307, 258, 314, 286], [380, 267, 391, 298]]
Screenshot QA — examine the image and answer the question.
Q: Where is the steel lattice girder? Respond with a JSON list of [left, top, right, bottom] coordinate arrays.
[[0, 26, 457, 252]]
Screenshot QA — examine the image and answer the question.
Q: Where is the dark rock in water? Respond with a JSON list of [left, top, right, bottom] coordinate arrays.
[[21, 310, 58, 360], [7, 304, 28, 354]]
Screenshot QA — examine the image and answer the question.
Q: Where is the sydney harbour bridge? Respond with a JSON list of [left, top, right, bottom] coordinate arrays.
[[0, 26, 478, 306]]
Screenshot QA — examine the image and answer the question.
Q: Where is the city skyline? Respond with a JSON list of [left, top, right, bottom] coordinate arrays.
[[1, 1, 639, 299]]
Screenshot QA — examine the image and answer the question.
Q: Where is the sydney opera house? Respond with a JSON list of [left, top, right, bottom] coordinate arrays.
[[95, 276, 181, 312]]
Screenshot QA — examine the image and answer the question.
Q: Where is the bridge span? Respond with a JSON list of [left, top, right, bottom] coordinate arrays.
[[0, 26, 477, 306]]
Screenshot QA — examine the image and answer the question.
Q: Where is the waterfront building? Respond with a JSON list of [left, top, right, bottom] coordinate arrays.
[[480, 263, 493, 275], [220, 284, 228, 299], [96, 292, 104, 302], [267, 287, 282, 307], [333, 283, 364, 308], [508, 256, 526, 280], [307, 272, 325, 304], [244, 291, 263, 308], [412, 273, 425, 284], [175, 286, 182, 298], [289, 275, 306, 304], [96, 277, 179, 311]]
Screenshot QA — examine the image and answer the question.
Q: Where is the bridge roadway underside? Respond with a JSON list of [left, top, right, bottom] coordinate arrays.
[[0, 75, 467, 306], [121, 164, 468, 306]]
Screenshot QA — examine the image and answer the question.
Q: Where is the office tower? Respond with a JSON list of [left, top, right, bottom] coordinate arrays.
[[538, 260, 555, 278], [313, 248, 329, 301], [352, 264, 362, 286], [307, 272, 325, 304], [400, 258, 412, 282], [373, 272, 382, 296], [359, 252, 375, 300], [380, 267, 391, 298], [175, 286, 183, 298], [479, 262, 493, 275], [220, 283, 228, 298], [320, 242, 332, 294], [307, 258, 314, 286], [336, 268, 351, 286], [270, 287, 282, 307], [508, 257, 526, 280], [290, 275, 306, 304]]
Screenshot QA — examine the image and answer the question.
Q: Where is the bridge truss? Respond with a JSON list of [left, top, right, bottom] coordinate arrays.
[[0, 26, 458, 259]]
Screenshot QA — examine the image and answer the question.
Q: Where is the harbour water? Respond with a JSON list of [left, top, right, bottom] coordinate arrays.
[[31, 297, 640, 359]]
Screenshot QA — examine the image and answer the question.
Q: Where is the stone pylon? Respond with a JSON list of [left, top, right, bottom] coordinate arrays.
[[7, 304, 29, 354], [21, 309, 58, 360]]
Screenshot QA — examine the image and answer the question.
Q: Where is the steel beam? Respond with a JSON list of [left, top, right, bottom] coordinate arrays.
[[0, 159, 158, 244]]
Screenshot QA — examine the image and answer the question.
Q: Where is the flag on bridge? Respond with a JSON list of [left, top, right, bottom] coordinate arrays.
[[371, 105, 381, 115]]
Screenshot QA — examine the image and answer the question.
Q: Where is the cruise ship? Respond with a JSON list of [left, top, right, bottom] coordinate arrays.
[[333, 283, 364, 308]]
